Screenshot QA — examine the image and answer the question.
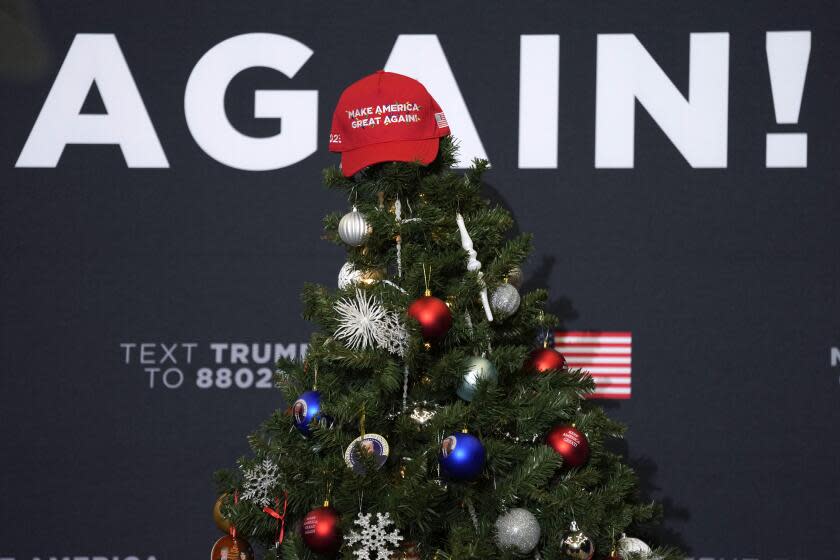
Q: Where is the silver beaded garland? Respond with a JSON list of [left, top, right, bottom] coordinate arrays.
[[457, 356, 498, 401], [338, 207, 369, 246], [494, 508, 541, 554], [560, 521, 594, 560], [490, 282, 521, 318]]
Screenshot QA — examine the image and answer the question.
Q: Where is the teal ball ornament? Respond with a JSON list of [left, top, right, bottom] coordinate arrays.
[[457, 356, 498, 401]]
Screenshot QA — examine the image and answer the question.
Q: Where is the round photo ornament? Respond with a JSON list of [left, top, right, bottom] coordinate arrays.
[[344, 433, 390, 474]]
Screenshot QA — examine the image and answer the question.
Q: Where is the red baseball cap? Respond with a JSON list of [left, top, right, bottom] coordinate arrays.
[[329, 71, 450, 176]]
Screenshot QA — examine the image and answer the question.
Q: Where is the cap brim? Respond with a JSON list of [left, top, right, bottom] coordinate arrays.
[[340, 138, 440, 177]]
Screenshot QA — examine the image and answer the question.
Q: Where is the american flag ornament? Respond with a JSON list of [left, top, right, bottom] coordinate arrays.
[[554, 331, 632, 399]]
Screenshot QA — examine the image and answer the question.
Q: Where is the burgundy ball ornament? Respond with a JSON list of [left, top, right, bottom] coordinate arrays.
[[407, 290, 452, 340], [528, 346, 566, 373], [546, 424, 590, 468], [302, 502, 342, 555]]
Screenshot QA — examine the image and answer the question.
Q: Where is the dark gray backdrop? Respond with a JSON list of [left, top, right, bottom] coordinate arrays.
[[1, 1, 838, 559]]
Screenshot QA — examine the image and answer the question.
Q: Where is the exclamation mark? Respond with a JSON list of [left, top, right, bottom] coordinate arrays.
[[766, 31, 811, 168]]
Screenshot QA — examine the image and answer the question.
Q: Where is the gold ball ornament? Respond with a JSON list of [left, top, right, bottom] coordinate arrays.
[[358, 267, 385, 285], [560, 521, 594, 560], [212, 494, 232, 533], [338, 262, 385, 289]]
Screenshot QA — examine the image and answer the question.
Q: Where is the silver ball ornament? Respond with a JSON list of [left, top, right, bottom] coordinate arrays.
[[491, 282, 520, 318], [456, 356, 498, 401], [338, 207, 369, 247], [618, 535, 651, 557], [338, 262, 362, 289], [494, 508, 540, 554], [560, 521, 594, 560]]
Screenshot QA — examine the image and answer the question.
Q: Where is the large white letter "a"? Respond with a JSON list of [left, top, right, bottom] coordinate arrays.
[[17, 34, 168, 168]]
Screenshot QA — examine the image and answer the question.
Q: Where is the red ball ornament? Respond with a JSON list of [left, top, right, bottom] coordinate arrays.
[[407, 292, 452, 340], [302, 503, 342, 556], [546, 424, 590, 467], [528, 346, 566, 372]]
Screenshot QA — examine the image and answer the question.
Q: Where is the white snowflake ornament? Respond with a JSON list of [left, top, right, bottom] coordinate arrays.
[[240, 459, 281, 507], [334, 289, 408, 357], [345, 511, 403, 560]]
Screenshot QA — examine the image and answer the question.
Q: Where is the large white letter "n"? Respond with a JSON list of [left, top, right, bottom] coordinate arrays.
[[595, 33, 729, 168]]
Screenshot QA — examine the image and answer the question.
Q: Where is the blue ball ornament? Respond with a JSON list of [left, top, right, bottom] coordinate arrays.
[[439, 431, 486, 481], [292, 390, 327, 435]]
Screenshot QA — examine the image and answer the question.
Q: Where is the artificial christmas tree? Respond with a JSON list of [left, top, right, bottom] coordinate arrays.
[[213, 72, 681, 559]]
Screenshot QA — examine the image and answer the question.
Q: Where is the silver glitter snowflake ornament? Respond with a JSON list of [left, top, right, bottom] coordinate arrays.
[[334, 289, 408, 357], [345, 511, 403, 560], [240, 459, 281, 507]]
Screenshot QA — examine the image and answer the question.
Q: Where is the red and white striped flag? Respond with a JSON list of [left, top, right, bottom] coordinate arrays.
[[553, 331, 632, 399], [434, 112, 449, 128]]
